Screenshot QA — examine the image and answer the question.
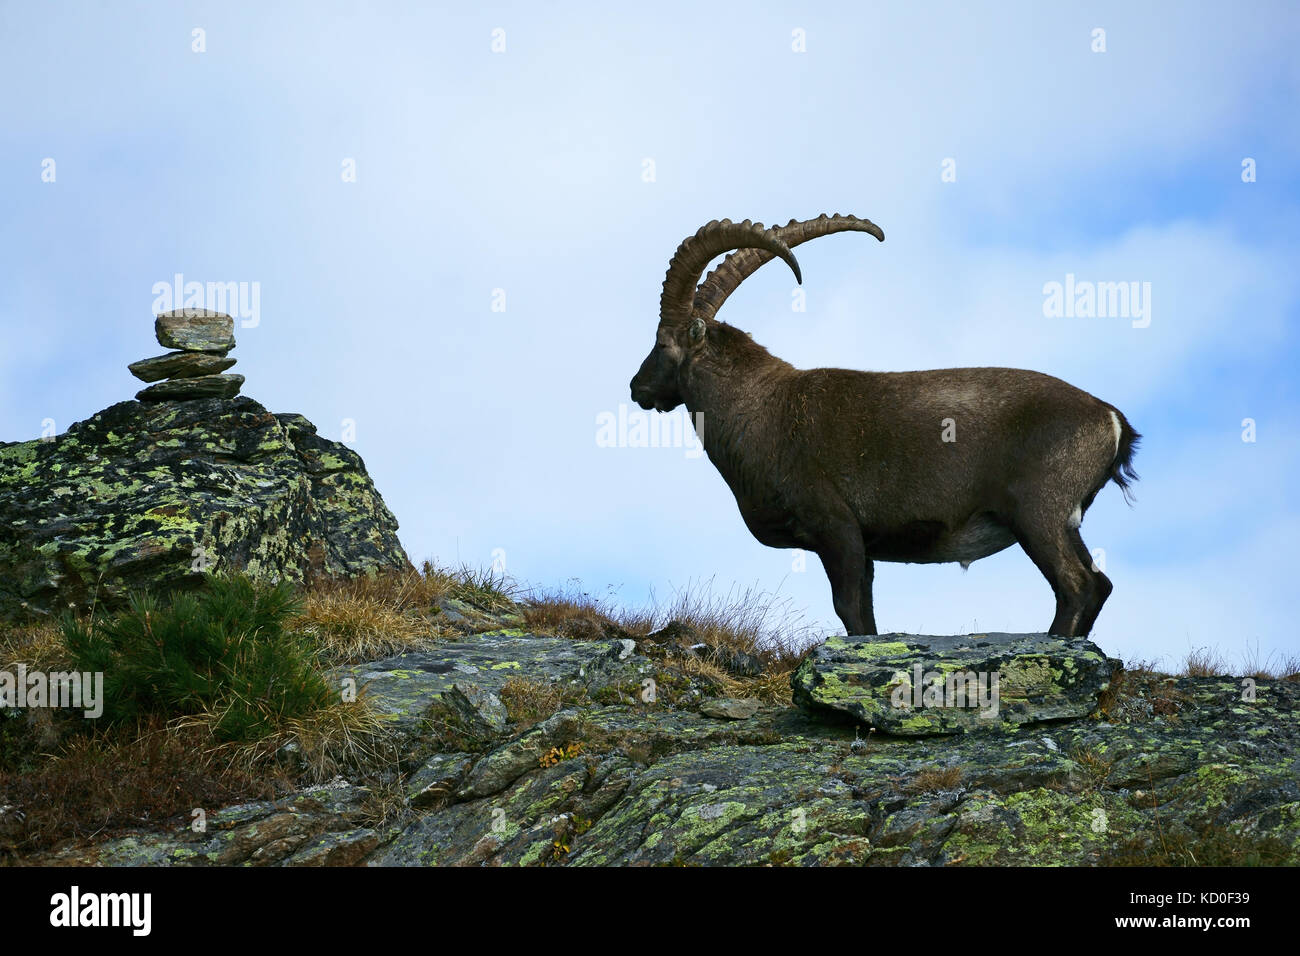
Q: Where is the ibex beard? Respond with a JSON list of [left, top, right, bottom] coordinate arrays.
[[630, 214, 1139, 638]]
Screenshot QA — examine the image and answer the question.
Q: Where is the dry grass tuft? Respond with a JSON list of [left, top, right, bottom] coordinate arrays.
[[735, 667, 804, 705], [0, 620, 72, 673], [1069, 744, 1115, 788], [522, 578, 814, 686], [0, 717, 287, 858], [1237, 639, 1300, 681], [638, 579, 814, 664], [296, 572, 439, 664], [522, 592, 623, 641], [295, 562, 524, 662], [1182, 646, 1230, 677], [499, 678, 563, 727], [906, 765, 963, 794], [212, 695, 397, 784], [442, 563, 519, 612], [1169, 644, 1298, 681]]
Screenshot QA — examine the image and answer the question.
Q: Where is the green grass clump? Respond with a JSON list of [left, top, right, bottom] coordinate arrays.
[[61, 574, 335, 743]]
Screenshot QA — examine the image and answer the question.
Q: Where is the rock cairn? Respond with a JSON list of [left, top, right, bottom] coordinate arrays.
[[129, 309, 245, 402]]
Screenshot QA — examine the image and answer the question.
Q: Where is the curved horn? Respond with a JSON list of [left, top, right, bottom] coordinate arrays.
[[692, 213, 884, 322], [660, 219, 801, 326]]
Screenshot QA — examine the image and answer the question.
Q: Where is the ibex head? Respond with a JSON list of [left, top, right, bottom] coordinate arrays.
[[629, 215, 883, 412]]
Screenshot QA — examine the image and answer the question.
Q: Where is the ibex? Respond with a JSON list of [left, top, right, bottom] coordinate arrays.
[[630, 215, 1139, 638]]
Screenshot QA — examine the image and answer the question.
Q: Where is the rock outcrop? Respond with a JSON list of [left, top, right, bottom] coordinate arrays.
[[0, 396, 411, 619]]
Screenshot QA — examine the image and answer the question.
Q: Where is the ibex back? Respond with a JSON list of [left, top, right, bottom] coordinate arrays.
[[629, 215, 1139, 637]]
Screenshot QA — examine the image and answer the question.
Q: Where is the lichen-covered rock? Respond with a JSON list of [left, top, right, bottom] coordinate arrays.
[[135, 373, 245, 402], [154, 309, 235, 351], [407, 753, 474, 808], [564, 678, 1300, 865], [791, 633, 1116, 734], [334, 631, 652, 737], [456, 709, 583, 800], [0, 396, 411, 618], [128, 351, 236, 383], [34, 780, 374, 867], [700, 698, 762, 720], [444, 683, 509, 736]]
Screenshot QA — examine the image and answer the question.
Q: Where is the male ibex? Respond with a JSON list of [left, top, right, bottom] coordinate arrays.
[[630, 215, 1139, 637]]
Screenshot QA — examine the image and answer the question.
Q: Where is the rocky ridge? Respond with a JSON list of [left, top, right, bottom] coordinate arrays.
[[25, 605, 1300, 867]]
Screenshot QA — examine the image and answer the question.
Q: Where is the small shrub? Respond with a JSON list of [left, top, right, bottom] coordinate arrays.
[[61, 574, 334, 743]]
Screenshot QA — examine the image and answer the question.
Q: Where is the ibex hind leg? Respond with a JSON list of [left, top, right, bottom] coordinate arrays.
[[1067, 527, 1112, 636], [1010, 520, 1106, 637]]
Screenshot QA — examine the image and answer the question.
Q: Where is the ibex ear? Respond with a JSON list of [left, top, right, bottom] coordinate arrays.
[[688, 317, 706, 343]]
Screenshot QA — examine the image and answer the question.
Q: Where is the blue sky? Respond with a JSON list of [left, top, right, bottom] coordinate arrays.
[[2, 1, 1297, 670]]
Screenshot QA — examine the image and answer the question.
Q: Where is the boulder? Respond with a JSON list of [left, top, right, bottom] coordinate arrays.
[[791, 633, 1117, 735], [0, 396, 411, 618]]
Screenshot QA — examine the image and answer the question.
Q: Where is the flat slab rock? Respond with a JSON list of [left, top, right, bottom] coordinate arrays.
[[129, 350, 235, 383], [791, 633, 1117, 735], [136, 373, 244, 402], [155, 309, 236, 351]]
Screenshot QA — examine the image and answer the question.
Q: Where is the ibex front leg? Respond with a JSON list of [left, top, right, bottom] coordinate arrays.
[[818, 529, 873, 636], [859, 558, 878, 636]]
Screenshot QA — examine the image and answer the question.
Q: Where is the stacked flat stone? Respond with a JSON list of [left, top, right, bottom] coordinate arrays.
[[129, 309, 245, 402]]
